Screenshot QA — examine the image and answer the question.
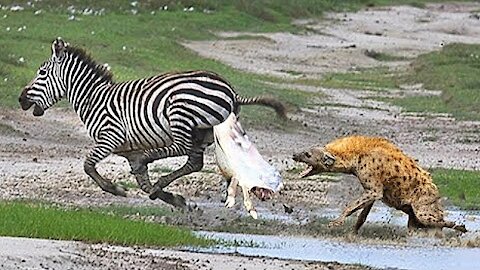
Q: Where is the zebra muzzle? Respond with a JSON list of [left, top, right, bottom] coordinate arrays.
[[32, 104, 45, 116], [19, 93, 45, 116], [19, 94, 34, 111]]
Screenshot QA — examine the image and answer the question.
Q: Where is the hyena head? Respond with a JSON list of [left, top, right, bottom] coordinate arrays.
[[292, 147, 336, 178]]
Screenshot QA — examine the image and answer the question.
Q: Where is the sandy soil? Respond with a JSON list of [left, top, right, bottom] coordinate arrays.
[[184, 3, 480, 78], [1, 3, 480, 270], [1, 236, 362, 270]]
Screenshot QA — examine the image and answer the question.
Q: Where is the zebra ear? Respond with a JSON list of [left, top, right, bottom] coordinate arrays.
[[52, 37, 67, 61]]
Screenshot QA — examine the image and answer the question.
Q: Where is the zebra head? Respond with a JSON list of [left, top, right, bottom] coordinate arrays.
[[19, 38, 68, 116]]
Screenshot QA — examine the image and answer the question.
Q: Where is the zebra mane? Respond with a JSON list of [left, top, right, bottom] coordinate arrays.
[[65, 46, 114, 83]]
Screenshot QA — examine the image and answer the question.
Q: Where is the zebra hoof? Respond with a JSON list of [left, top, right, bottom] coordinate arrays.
[[107, 185, 127, 197], [139, 184, 152, 194], [150, 190, 188, 209], [169, 194, 188, 209], [149, 188, 160, 200], [187, 203, 202, 214]]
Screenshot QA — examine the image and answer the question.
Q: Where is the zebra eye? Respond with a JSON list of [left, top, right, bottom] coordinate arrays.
[[38, 69, 47, 76]]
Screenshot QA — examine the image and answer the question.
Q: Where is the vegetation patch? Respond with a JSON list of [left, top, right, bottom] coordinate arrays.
[[305, 43, 480, 121], [432, 168, 480, 210], [0, 0, 466, 125], [93, 204, 173, 219], [302, 67, 405, 91], [151, 165, 175, 174], [394, 43, 480, 121], [0, 122, 23, 136], [0, 201, 211, 247], [116, 180, 138, 190]]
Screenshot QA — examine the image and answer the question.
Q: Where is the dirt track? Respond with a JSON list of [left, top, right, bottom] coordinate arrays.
[[1, 3, 480, 270]]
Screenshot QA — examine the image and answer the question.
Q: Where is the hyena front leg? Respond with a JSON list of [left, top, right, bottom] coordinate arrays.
[[354, 201, 374, 233], [329, 188, 383, 228]]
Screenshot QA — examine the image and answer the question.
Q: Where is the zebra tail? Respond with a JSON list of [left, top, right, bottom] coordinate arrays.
[[236, 95, 288, 120]]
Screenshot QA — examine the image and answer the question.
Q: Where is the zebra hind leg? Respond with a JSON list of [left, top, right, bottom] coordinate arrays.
[[149, 148, 204, 208], [149, 128, 212, 209], [120, 151, 153, 193]]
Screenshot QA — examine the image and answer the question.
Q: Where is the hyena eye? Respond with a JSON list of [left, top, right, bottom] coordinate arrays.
[[38, 69, 47, 76]]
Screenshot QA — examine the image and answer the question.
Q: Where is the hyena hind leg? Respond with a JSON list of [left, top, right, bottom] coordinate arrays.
[[412, 203, 467, 233]]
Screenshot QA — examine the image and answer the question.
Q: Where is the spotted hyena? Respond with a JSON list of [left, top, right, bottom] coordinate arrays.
[[293, 135, 466, 233]]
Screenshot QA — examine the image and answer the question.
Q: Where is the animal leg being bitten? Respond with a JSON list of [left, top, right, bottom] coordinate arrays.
[[241, 185, 257, 219], [329, 189, 382, 228], [225, 177, 238, 208]]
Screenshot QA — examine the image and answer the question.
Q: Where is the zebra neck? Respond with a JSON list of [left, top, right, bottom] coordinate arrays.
[[65, 74, 111, 124]]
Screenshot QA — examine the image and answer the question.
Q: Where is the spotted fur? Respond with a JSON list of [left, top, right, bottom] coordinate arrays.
[[293, 135, 466, 233]]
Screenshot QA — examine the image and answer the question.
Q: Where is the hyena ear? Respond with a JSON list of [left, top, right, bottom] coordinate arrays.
[[52, 37, 68, 61], [323, 151, 336, 166]]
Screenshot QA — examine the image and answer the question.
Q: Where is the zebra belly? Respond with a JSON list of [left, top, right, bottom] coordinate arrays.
[[116, 122, 173, 152]]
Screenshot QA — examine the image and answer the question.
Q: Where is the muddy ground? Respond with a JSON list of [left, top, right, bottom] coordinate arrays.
[[1, 3, 480, 270]]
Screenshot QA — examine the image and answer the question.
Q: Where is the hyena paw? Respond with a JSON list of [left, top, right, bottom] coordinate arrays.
[[328, 218, 345, 228]]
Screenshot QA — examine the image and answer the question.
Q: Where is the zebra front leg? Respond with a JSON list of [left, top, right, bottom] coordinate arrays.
[[84, 144, 126, 197]]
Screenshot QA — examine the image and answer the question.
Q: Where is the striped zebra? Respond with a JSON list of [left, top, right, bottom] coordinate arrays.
[[19, 38, 286, 208]]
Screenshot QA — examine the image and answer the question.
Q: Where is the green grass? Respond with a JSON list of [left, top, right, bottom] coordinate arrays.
[[392, 43, 480, 120], [316, 67, 405, 91], [94, 204, 173, 218], [0, 0, 468, 123], [432, 168, 480, 210], [307, 44, 480, 121], [116, 180, 138, 190], [0, 201, 211, 246], [150, 165, 174, 174]]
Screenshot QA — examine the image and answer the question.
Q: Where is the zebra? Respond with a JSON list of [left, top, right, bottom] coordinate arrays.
[[19, 38, 287, 208]]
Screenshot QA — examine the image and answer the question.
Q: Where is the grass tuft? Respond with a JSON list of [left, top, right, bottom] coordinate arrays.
[[308, 44, 480, 121], [0, 201, 211, 247], [397, 43, 480, 120], [432, 168, 480, 210]]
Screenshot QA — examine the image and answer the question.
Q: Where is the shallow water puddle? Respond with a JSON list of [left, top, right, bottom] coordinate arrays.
[[192, 231, 480, 270], [318, 205, 480, 231]]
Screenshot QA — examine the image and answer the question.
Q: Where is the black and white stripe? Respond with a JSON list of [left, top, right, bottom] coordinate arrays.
[[19, 38, 285, 206]]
